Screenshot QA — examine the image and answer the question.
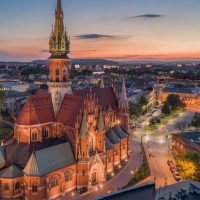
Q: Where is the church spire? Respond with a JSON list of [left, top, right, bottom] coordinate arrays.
[[118, 77, 128, 113], [49, 0, 70, 56], [100, 75, 105, 88]]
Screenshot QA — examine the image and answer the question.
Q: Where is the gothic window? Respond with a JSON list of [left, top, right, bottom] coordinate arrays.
[[115, 148, 119, 156], [123, 143, 126, 150], [65, 171, 72, 181], [51, 177, 59, 188], [56, 69, 59, 75], [32, 184, 38, 193], [89, 138, 93, 152], [15, 182, 20, 190], [82, 170, 85, 176], [44, 129, 49, 139], [56, 77, 59, 82], [108, 156, 111, 163], [109, 114, 112, 122], [4, 183, 9, 191], [32, 131, 37, 141]]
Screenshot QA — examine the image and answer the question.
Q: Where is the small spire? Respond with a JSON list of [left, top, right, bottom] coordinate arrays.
[[78, 146, 81, 158], [100, 75, 105, 88], [79, 112, 88, 137], [97, 108, 105, 132]]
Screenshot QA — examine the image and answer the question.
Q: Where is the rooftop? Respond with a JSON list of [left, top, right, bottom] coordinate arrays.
[[2, 82, 28, 87], [7, 90, 29, 98], [181, 131, 200, 146]]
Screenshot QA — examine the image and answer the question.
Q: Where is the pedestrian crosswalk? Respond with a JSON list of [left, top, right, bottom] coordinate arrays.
[[148, 148, 171, 154]]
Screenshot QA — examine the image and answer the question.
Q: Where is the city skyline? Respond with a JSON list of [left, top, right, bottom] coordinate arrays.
[[1, 0, 200, 62]]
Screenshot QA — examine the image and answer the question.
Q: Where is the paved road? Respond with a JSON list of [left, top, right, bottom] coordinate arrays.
[[133, 107, 195, 189], [0, 119, 14, 127]]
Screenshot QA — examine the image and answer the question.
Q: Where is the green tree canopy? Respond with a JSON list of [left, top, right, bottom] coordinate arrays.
[[82, 69, 92, 76], [191, 112, 200, 129], [166, 94, 186, 108], [175, 151, 200, 181], [174, 121, 188, 132], [129, 102, 142, 120], [161, 101, 171, 114], [139, 96, 148, 106], [0, 85, 7, 119]]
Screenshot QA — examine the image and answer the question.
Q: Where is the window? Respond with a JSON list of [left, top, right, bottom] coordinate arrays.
[[4, 183, 9, 191], [82, 170, 85, 176], [65, 171, 72, 181], [25, 183, 28, 190], [32, 131, 37, 141], [10, 102, 12, 106], [123, 144, 126, 150], [56, 69, 59, 75], [15, 182, 20, 190], [108, 156, 111, 163], [32, 184, 37, 193], [44, 129, 49, 139], [51, 177, 59, 188], [115, 148, 118, 156], [56, 77, 59, 82]]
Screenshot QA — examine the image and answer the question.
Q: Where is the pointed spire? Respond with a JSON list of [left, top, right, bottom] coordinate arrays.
[[79, 112, 88, 137], [78, 146, 81, 159], [97, 108, 105, 132], [56, 0, 62, 13], [100, 75, 105, 88], [121, 77, 127, 101]]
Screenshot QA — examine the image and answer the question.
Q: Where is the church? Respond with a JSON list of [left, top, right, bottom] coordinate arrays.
[[0, 0, 130, 199]]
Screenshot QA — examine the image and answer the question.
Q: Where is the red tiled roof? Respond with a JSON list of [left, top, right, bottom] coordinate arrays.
[[56, 94, 85, 128], [73, 87, 118, 110], [36, 88, 48, 95], [15, 94, 55, 125]]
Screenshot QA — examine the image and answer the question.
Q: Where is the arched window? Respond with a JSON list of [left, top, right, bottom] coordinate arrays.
[[44, 129, 49, 139], [32, 184, 37, 193], [15, 182, 20, 190], [63, 76, 67, 82], [56, 69, 59, 75], [4, 183, 9, 191], [82, 170, 85, 176], [32, 131, 37, 141], [65, 171, 72, 181], [51, 177, 59, 188], [123, 143, 126, 150], [108, 155, 111, 163], [115, 148, 118, 156], [56, 77, 59, 82]]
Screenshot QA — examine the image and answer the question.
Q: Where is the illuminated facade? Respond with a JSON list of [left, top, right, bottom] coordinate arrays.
[[0, 1, 130, 199]]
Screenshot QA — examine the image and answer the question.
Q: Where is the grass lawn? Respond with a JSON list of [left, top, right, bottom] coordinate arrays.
[[146, 125, 157, 131]]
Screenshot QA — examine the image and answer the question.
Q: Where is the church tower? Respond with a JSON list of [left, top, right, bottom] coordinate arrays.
[[48, 0, 72, 117]]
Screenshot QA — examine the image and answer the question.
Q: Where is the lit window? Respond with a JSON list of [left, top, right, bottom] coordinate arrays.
[[32, 131, 37, 141], [65, 171, 72, 181], [51, 177, 59, 188]]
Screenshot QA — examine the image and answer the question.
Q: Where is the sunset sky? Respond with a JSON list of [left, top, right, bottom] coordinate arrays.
[[0, 0, 200, 62]]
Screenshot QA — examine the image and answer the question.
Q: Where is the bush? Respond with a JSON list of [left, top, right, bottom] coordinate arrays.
[[149, 118, 155, 125]]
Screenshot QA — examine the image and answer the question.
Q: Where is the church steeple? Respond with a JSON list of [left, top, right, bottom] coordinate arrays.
[[49, 0, 70, 56]]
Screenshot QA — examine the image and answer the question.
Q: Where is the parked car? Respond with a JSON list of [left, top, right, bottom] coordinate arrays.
[[170, 166, 176, 173], [167, 159, 173, 166], [173, 171, 181, 181]]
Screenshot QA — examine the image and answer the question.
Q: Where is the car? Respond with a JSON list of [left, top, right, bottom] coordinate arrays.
[[173, 171, 181, 181], [167, 159, 173, 166], [170, 166, 176, 173]]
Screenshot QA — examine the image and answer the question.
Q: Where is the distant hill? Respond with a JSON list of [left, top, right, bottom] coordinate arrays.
[[29, 58, 120, 65]]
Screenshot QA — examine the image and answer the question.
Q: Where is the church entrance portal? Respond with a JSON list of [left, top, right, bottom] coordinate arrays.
[[92, 172, 97, 184]]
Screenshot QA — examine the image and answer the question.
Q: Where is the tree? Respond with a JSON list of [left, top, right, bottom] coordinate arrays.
[[167, 94, 186, 108], [174, 121, 188, 132], [149, 118, 155, 126], [175, 151, 200, 181], [191, 112, 200, 129], [0, 85, 7, 119], [161, 101, 171, 114], [129, 102, 142, 120], [139, 96, 148, 106], [82, 69, 92, 76]]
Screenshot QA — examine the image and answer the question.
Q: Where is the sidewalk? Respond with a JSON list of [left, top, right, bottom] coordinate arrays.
[[0, 119, 14, 127]]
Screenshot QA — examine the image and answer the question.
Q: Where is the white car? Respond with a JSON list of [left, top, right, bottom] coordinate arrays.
[[173, 171, 181, 181]]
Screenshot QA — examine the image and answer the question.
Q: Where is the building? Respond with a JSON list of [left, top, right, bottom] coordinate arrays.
[[1, 82, 29, 92], [172, 131, 200, 156], [3, 90, 29, 117], [162, 85, 200, 106], [0, 1, 130, 199]]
